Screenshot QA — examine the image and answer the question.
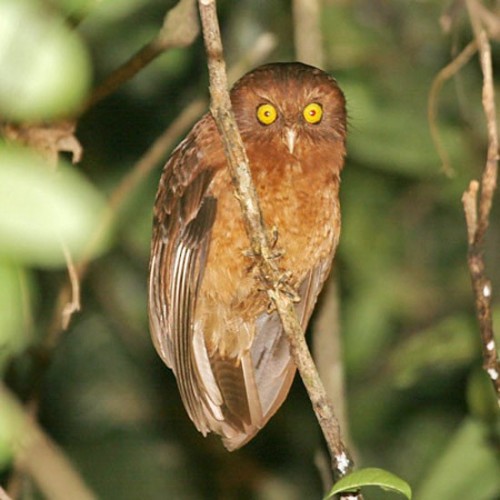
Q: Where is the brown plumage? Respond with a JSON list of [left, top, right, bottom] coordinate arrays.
[[149, 62, 346, 450]]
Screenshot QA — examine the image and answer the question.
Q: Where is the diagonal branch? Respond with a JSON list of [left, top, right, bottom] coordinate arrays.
[[197, 0, 360, 491], [292, 0, 324, 68], [0, 486, 12, 500], [1, 384, 96, 500], [81, 0, 199, 113]]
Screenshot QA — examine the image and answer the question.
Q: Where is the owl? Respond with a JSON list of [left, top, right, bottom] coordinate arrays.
[[149, 62, 347, 450]]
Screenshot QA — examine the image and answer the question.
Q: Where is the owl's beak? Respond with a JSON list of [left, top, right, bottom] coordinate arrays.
[[283, 127, 297, 154]]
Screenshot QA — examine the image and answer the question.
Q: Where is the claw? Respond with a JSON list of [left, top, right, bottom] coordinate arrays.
[[276, 271, 301, 303], [266, 300, 277, 314], [243, 248, 255, 258], [269, 226, 279, 248]]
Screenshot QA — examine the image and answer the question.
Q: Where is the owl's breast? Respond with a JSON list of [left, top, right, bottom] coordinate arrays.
[[252, 151, 341, 279], [196, 146, 341, 357]]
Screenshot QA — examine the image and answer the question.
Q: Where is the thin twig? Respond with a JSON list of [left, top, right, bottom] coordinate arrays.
[[1, 384, 96, 500], [81, 0, 199, 113], [60, 242, 81, 330], [428, 40, 478, 177], [474, 1, 500, 41], [197, 0, 357, 486], [463, 180, 479, 244], [463, 0, 500, 404]]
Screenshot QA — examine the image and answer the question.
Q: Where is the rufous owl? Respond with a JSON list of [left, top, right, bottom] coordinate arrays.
[[149, 62, 346, 450]]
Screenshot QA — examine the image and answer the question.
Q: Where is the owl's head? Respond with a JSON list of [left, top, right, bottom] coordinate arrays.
[[230, 62, 347, 157]]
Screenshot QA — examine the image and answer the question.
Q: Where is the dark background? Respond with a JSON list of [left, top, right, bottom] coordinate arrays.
[[1, 0, 499, 499]]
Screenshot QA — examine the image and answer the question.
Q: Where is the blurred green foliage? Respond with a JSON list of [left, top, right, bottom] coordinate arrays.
[[0, 261, 31, 373], [0, 0, 91, 120], [0, 146, 106, 266], [1, 0, 499, 499]]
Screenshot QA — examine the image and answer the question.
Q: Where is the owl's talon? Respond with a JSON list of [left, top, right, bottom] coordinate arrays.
[[275, 271, 301, 302], [286, 288, 301, 303], [266, 300, 277, 314], [243, 248, 255, 258], [277, 270, 291, 282], [245, 246, 283, 261], [244, 248, 262, 274], [269, 248, 284, 260], [269, 226, 279, 248]]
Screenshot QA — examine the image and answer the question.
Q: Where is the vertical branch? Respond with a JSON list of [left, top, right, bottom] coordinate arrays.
[[291, 0, 350, 447], [197, 1, 361, 493], [292, 0, 324, 68], [463, 0, 500, 403]]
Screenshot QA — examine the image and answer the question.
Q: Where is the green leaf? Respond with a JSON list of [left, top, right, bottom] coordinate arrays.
[[0, 260, 32, 373], [0, 0, 91, 120], [50, 0, 94, 16], [0, 145, 107, 266], [325, 468, 412, 499]]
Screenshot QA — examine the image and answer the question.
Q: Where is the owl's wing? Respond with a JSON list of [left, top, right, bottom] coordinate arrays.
[[149, 119, 226, 435], [150, 118, 261, 441], [222, 257, 334, 450]]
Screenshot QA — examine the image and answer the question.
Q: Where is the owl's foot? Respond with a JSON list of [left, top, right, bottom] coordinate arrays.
[[263, 270, 300, 313], [276, 271, 301, 303], [243, 245, 284, 272], [269, 226, 279, 248]]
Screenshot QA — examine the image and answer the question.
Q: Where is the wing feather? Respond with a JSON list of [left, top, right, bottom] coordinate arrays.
[[149, 120, 226, 434], [149, 120, 264, 440]]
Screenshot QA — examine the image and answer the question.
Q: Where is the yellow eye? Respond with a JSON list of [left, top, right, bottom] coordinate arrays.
[[256, 103, 277, 125], [303, 102, 323, 124]]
